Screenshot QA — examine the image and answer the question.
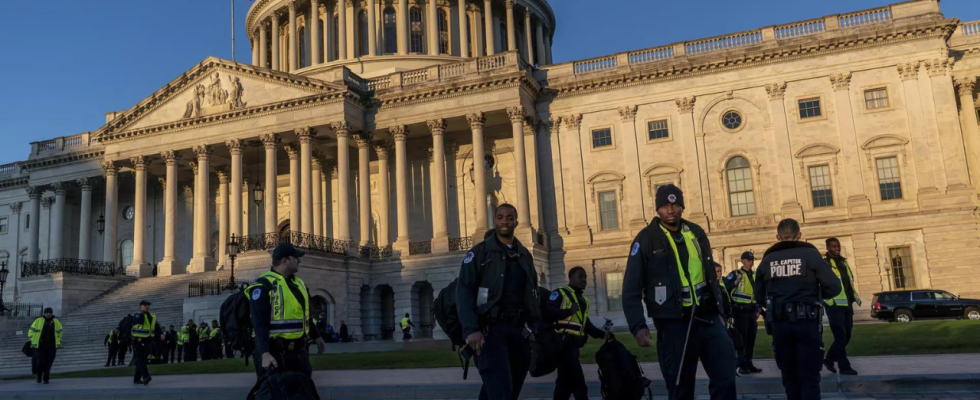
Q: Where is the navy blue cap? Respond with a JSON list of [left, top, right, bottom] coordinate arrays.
[[741, 251, 755, 260], [272, 243, 305, 263]]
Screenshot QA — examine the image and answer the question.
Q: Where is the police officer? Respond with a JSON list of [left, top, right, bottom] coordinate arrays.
[[544, 267, 605, 400], [164, 325, 178, 363], [121, 300, 161, 385], [176, 321, 189, 363], [198, 322, 211, 360], [823, 237, 859, 376], [623, 185, 736, 400], [183, 320, 198, 362], [28, 307, 62, 383], [724, 252, 762, 374], [754, 219, 841, 400], [209, 320, 223, 360], [105, 328, 121, 367], [248, 243, 325, 378], [400, 313, 415, 340], [457, 203, 540, 400]]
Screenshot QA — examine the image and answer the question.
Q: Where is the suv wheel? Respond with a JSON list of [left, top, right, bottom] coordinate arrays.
[[894, 309, 912, 323], [965, 307, 980, 321]]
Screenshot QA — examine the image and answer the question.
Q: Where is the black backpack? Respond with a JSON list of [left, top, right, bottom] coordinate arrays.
[[219, 284, 254, 364], [433, 278, 466, 348], [595, 336, 652, 400], [247, 369, 320, 400], [528, 286, 559, 378]]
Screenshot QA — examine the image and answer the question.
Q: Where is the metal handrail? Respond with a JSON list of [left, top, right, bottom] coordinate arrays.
[[21, 259, 121, 278]]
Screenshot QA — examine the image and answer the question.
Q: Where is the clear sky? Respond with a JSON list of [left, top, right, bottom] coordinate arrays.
[[0, 0, 977, 165]]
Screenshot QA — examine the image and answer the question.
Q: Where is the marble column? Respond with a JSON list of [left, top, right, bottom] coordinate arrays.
[[158, 151, 181, 275], [458, 0, 469, 58], [535, 21, 545, 66], [297, 127, 316, 235], [427, 0, 438, 55], [217, 168, 229, 268], [259, 22, 269, 68], [428, 119, 449, 252], [356, 133, 373, 245], [504, 0, 515, 52], [322, 5, 332, 62], [674, 97, 710, 224], [764, 83, 803, 219], [310, 0, 321, 65], [829, 73, 871, 217], [26, 187, 41, 263], [397, 0, 409, 55], [392, 126, 411, 252], [333, 122, 353, 240], [544, 34, 552, 64], [898, 63, 939, 194], [523, 9, 533, 64], [252, 34, 259, 66], [473, 5, 485, 57], [271, 12, 281, 70], [507, 107, 531, 229], [226, 140, 243, 240], [130, 156, 150, 276], [49, 182, 66, 260], [262, 134, 281, 234], [467, 113, 488, 239], [286, 145, 301, 234], [375, 143, 390, 246], [483, 0, 494, 55], [189, 145, 215, 272], [77, 178, 93, 261], [955, 78, 980, 192], [616, 106, 647, 231], [367, 0, 378, 56], [288, 2, 298, 70], [312, 156, 323, 237], [101, 162, 119, 265], [338, 0, 348, 60], [926, 60, 971, 190]]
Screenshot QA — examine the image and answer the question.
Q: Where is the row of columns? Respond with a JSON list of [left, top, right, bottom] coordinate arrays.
[[20, 178, 96, 266], [250, 0, 552, 69]]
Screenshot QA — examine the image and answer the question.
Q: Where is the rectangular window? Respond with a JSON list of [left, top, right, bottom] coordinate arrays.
[[605, 272, 624, 311], [864, 88, 889, 110], [808, 165, 834, 208], [726, 167, 756, 217], [889, 247, 916, 290], [592, 128, 613, 148], [876, 157, 903, 200], [0, 217, 7, 234], [598, 191, 619, 230], [648, 120, 669, 140], [25, 214, 29, 230], [798, 98, 822, 119]]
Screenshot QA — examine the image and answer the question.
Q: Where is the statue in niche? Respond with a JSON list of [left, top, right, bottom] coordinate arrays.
[[207, 72, 229, 106], [228, 77, 247, 109], [182, 84, 206, 119]]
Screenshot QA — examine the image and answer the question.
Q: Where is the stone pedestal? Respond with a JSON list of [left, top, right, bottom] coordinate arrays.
[[19, 273, 134, 317]]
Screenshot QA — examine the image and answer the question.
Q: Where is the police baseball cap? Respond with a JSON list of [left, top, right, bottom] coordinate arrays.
[[139, 300, 152, 306], [741, 251, 755, 260], [272, 243, 305, 263]]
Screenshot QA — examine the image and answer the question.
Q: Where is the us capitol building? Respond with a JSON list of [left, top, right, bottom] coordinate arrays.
[[1, 0, 980, 348]]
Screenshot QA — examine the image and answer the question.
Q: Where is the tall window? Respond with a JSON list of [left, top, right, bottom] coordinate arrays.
[[332, 15, 340, 60], [499, 22, 508, 52], [359, 10, 369, 57], [383, 7, 397, 54], [889, 247, 916, 289], [605, 272, 624, 311], [876, 157, 902, 200], [592, 128, 612, 148], [726, 157, 756, 217], [798, 98, 822, 119], [598, 191, 619, 230], [298, 26, 307, 68], [864, 88, 889, 110], [120, 239, 134, 267], [648, 120, 669, 140], [410, 6, 424, 53], [0, 217, 7, 234], [24, 214, 29, 230], [808, 165, 833, 208], [437, 9, 450, 54]]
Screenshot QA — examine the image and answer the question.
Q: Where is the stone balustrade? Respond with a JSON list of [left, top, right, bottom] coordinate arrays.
[[29, 132, 99, 158]]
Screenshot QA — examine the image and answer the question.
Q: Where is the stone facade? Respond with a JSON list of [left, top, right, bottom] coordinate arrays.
[[2, 0, 980, 336]]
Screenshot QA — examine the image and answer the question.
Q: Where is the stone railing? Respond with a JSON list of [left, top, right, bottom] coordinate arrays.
[[963, 21, 980, 36], [775, 18, 826, 39], [372, 51, 521, 91], [21, 259, 122, 278], [403, 70, 429, 86], [448, 237, 474, 252], [188, 279, 253, 298], [573, 55, 618, 75], [0, 163, 20, 179], [439, 62, 469, 78], [685, 30, 763, 55], [477, 53, 509, 71], [367, 76, 391, 91], [30, 132, 97, 158], [0, 302, 44, 317], [409, 241, 432, 255], [238, 231, 394, 260], [837, 6, 891, 29], [628, 45, 674, 66]]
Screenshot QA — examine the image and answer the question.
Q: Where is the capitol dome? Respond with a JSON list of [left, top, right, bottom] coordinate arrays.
[[245, 0, 556, 78]]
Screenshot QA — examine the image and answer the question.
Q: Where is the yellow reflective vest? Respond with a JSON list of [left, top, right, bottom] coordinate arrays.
[[28, 317, 63, 349], [247, 270, 311, 340], [825, 258, 860, 307], [554, 286, 590, 336], [400, 317, 411, 330], [131, 313, 156, 339], [210, 327, 221, 340], [178, 326, 189, 346], [660, 223, 706, 307], [730, 269, 756, 305]]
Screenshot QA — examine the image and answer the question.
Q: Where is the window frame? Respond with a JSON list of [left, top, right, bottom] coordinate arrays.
[[888, 246, 917, 290], [597, 190, 620, 231], [807, 164, 835, 208], [724, 156, 757, 217], [0, 216, 7, 235], [875, 156, 904, 202], [719, 109, 746, 133], [793, 144, 842, 212], [409, 6, 425, 54], [604, 271, 624, 312], [797, 97, 823, 120], [437, 8, 450, 55], [358, 9, 370, 57], [645, 116, 672, 143], [588, 172, 626, 234], [383, 7, 398, 55], [589, 126, 616, 151], [862, 85, 893, 113]]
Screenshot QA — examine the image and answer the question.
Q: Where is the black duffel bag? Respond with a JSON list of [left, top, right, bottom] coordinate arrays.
[[21, 341, 32, 358], [247, 368, 320, 400]]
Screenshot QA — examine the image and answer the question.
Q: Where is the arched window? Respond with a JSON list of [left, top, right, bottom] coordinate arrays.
[[725, 157, 756, 217], [437, 8, 449, 54], [332, 15, 340, 60], [359, 10, 369, 57], [298, 25, 307, 68], [383, 7, 397, 54], [119, 239, 133, 268], [410, 6, 424, 53]]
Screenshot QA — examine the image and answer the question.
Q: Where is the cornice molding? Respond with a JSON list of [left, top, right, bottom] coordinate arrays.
[[375, 74, 535, 110], [21, 150, 105, 172]]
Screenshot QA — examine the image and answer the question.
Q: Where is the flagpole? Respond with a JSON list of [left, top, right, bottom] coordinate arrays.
[[231, 0, 236, 62]]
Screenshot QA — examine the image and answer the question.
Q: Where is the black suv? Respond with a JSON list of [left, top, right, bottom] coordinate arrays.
[[871, 290, 980, 323]]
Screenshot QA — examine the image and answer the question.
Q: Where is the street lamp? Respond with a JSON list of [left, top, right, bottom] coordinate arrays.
[[97, 214, 105, 236], [0, 261, 9, 316], [253, 182, 264, 207], [225, 233, 240, 290]]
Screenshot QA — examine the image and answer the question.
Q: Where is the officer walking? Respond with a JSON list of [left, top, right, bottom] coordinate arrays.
[[400, 313, 415, 340], [623, 185, 736, 400], [248, 243, 326, 378], [544, 267, 606, 400], [823, 237, 860, 376], [28, 307, 62, 383], [754, 219, 841, 400], [105, 328, 121, 367], [457, 203, 540, 400], [120, 300, 161, 385], [724, 252, 763, 374]]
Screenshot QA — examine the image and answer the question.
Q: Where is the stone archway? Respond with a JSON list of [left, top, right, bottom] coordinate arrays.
[[375, 284, 395, 340], [359, 285, 379, 341], [412, 281, 435, 339]]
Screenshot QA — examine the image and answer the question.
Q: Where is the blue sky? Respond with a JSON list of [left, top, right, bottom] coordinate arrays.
[[0, 0, 977, 165]]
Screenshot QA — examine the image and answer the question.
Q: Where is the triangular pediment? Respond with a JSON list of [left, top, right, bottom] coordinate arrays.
[[94, 57, 346, 140]]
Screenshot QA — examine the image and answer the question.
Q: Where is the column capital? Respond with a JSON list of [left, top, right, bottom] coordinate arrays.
[[765, 82, 787, 101], [311, 156, 323, 168], [897, 62, 920, 81], [287, 0, 297, 11], [427, 119, 447, 134], [193, 145, 213, 159], [158, 177, 167, 190], [506, 106, 526, 123], [505, 0, 515, 10], [161, 150, 179, 165], [563, 114, 582, 129], [924, 58, 953, 77], [355, 132, 374, 148], [332, 121, 352, 136], [375, 142, 392, 158], [189, 161, 199, 175], [41, 197, 53, 209], [9, 202, 21, 214], [618, 105, 637, 122], [51, 182, 67, 195], [522, 116, 537, 136], [216, 167, 230, 183], [319, 4, 327, 16], [466, 112, 486, 128], [284, 145, 300, 159], [130, 155, 148, 170], [76, 178, 93, 191], [226, 139, 244, 154], [549, 116, 561, 133], [954, 77, 976, 97], [261, 133, 282, 149], [25, 186, 41, 199], [183, 185, 194, 196], [295, 127, 317, 143], [675, 97, 696, 114], [829, 72, 852, 91], [390, 125, 408, 141], [101, 161, 119, 176]]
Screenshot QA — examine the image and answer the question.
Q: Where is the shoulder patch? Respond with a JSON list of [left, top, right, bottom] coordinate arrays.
[[549, 291, 560, 301], [251, 288, 261, 301], [630, 242, 640, 257], [463, 251, 475, 264], [726, 272, 735, 280]]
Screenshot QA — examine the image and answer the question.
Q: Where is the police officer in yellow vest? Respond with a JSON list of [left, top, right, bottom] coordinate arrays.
[[28, 307, 62, 383], [198, 322, 211, 360], [623, 185, 736, 400], [209, 320, 223, 360], [176, 321, 189, 363], [724, 252, 763, 375], [823, 238, 860, 376], [121, 300, 161, 385], [400, 313, 414, 340], [544, 267, 605, 400], [248, 243, 325, 378]]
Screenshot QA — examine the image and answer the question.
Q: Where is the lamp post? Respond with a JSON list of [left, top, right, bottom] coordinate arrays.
[[0, 261, 9, 316], [226, 233, 240, 290], [97, 214, 105, 236], [253, 182, 264, 207]]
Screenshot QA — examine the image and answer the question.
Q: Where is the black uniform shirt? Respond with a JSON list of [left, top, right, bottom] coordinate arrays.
[[754, 241, 841, 307], [498, 248, 526, 314]]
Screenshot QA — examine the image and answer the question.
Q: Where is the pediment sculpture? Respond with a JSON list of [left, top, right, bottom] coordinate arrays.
[[183, 72, 247, 119]]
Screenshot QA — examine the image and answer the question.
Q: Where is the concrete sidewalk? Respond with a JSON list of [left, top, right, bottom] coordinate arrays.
[[1, 354, 978, 399]]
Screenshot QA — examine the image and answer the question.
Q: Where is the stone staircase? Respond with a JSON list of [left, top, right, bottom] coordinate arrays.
[[0, 270, 231, 375]]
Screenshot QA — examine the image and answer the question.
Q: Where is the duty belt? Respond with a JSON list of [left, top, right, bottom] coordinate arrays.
[[773, 302, 822, 322]]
